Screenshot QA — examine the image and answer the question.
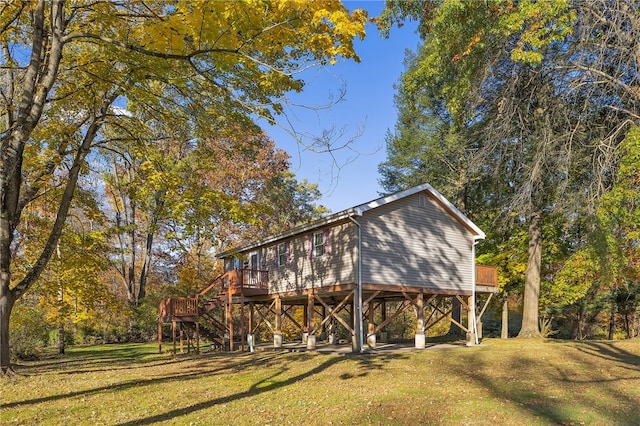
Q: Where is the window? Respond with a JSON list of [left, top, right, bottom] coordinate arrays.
[[277, 242, 289, 267], [313, 231, 325, 257], [249, 253, 258, 270], [309, 230, 331, 258]]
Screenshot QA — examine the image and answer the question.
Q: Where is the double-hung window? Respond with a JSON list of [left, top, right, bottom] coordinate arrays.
[[313, 231, 325, 257], [277, 242, 288, 267]]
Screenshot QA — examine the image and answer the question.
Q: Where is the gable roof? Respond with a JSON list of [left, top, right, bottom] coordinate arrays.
[[218, 183, 485, 258]]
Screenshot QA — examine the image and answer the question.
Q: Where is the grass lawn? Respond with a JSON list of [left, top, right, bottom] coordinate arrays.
[[1, 338, 639, 425]]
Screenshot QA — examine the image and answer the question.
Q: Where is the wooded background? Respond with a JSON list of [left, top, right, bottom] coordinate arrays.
[[1, 1, 638, 373]]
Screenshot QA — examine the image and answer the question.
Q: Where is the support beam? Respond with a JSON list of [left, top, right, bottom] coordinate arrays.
[[179, 323, 184, 354], [372, 301, 413, 335], [313, 291, 354, 335], [274, 296, 283, 348], [415, 292, 425, 349], [255, 304, 274, 333], [466, 295, 476, 346], [502, 292, 509, 339], [303, 302, 308, 342], [367, 300, 376, 348], [247, 302, 255, 353], [476, 293, 493, 340], [172, 320, 177, 356], [283, 305, 303, 332], [227, 290, 234, 351], [307, 291, 316, 349], [249, 303, 254, 336], [429, 303, 469, 333], [240, 293, 245, 352], [477, 293, 493, 322], [252, 300, 276, 334], [363, 290, 381, 307], [195, 321, 200, 354], [380, 301, 387, 342]]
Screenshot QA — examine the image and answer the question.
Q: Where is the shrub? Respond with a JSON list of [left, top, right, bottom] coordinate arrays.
[[9, 304, 51, 360]]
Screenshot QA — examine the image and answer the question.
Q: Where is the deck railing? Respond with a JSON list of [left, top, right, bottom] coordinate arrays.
[[222, 269, 269, 290], [158, 297, 199, 318], [476, 265, 498, 287]]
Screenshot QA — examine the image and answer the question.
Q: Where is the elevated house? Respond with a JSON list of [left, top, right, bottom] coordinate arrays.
[[158, 183, 498, 354]]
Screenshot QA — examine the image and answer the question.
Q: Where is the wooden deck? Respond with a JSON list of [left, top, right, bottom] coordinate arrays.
[[475, 265, 498, 293], [158, 297, 198, 323], [158, 265, 498, 354], [159, 265, 497, 322]]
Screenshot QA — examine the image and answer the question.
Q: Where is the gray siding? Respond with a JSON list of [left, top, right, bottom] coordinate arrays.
[[360, 192, 474, 291], [232, 221, 357, 294]]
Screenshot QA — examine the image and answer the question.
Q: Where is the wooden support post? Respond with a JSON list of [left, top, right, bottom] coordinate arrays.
[[501, 291, 509, 339], [476, 293, 493, 341], [179, 323, 184, 354], [249, 303, 254, 334], [227, 290, 234, 351], [380, 301, 387, 343], [307, 291, 316, 350], [248, 302, 255, 352], [367, 301, 376, 348], [415, 292, 426, 349], [195, 321, 200, 354], [321, 305, 327, 340], [186, 324, 191, 354], [172, 320, 177, 356], [467, 295, 476, 346], [240, 293, 245, 352], [302, 302, 308, 343], [274, 296, 283, 348]]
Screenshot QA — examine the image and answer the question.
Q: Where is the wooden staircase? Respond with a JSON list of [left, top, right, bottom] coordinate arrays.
[[158, 268, 268, 353]]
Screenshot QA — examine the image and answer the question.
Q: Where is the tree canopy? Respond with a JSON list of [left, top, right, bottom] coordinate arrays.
[[380, 0, 639, 338], [0, 0, 367, 374]]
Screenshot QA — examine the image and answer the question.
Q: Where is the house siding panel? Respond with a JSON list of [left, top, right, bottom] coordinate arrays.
[[259, 221, 357, 293], [360, 192, 474, 291]]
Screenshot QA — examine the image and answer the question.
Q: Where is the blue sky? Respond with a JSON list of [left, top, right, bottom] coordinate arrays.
[[262, 1, 421, 213]]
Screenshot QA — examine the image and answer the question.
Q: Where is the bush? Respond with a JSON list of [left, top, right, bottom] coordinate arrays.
[[9, 304, 51, 360], [127, 300, 160, 342]]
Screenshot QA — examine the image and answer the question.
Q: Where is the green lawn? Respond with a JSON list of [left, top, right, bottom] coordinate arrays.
[[2, 338, 639, 425]]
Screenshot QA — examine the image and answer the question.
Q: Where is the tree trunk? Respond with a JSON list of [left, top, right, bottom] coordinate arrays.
[[0, 289, 16, 374], [127, 208, 137, 305], [501, 291, 509, 339], [518, 209, 543, 338], [608, 294, 616, 340], [58, 285, 65, 355]]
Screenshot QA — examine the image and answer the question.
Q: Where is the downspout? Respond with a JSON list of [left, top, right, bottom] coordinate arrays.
[[348, 210, 364, 353], [472, 236, 482, 345]]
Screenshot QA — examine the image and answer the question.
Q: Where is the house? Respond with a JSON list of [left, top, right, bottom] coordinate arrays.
[[158, 183, 498, 354]]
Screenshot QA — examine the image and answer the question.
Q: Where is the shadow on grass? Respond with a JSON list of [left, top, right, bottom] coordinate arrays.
[[573, 340, 640, 373], [462, 339, 640, 425], [3, 351, 284, 409], [116, 351, 407, 426], [6, 342, 408, 426], [12, 343, 166, 375]]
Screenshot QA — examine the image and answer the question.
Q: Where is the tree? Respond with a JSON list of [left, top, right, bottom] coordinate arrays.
[[0, 0, 366, 374], [593, 127, 640, 338], [379, 0, 639, 338]]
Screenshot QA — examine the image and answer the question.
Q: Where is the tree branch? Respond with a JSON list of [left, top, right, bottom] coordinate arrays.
[[62, 32, 240, 60]]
